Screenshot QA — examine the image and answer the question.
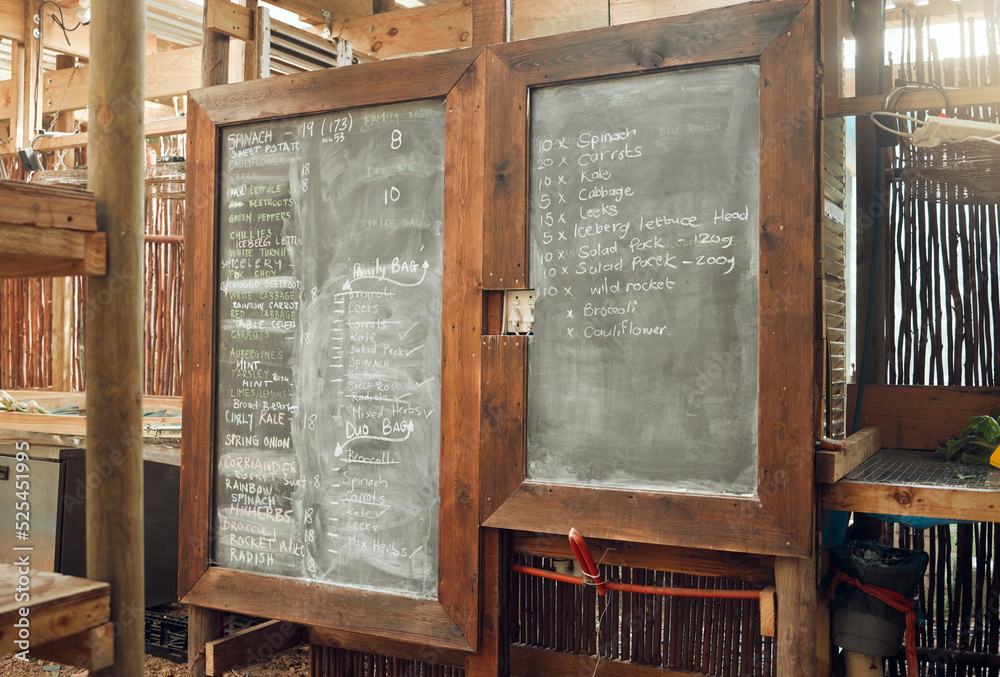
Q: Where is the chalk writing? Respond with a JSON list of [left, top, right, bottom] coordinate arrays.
[[213, 100, 445, 598], [526, 63, 761, 495]]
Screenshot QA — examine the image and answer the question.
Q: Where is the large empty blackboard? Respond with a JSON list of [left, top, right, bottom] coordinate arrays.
[[526, 63, 760, 495], [214, 99, 445, 598]]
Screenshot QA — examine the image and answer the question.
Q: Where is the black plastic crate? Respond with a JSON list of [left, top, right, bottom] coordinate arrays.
[[145, 609, 188, 663]]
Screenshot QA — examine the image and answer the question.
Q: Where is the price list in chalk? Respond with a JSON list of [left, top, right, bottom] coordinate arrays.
[[526, 64, 762, 495], [215, 125, 305, 578], [212, 100, 445, 597], [293, 101, 444, 599]]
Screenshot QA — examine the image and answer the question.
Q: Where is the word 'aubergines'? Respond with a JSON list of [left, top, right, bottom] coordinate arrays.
[[212, 99, 446, 600]]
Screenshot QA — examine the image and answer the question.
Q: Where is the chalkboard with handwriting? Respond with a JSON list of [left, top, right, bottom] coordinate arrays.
[[526, 63, 760, 495], [214, 99, 445, 598]]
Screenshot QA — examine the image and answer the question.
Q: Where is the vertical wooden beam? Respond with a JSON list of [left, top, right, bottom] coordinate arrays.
[[472, 0, 506, 46], [86, 0, 146, 671], [19, 2, 41, 148], [853, 0, 887, 392], [188, 606, 225, 677], [241, 0, 260, 81], [202, 0, 231, 86], [821, 0, 845, 114], [464, 529, 506, 677], [192, 7, 228, 672], [51, 53, 76, 393], [775, 555, 819, 674], [815, 548, 832, 676]]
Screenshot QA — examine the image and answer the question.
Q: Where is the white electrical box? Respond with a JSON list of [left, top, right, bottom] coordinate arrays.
[[503, 290, 535, 335]]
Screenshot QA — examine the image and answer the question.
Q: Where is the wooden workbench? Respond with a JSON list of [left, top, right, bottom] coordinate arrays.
[[0, 564, 113, 669], [0, 181, 107, 278]]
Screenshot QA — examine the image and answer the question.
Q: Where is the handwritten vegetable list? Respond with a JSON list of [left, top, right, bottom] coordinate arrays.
[[526, 64, 762, 495], [215, 100, 445, 598]]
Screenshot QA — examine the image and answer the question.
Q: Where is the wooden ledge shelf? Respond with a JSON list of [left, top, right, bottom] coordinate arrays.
[[815, 427, 882, 483], [0, 391, 181, 446], [0, 181, 107, 278], [823, 385, 1000, 522], [0, 565, 113, 670], [821, 448, 1000, 522]]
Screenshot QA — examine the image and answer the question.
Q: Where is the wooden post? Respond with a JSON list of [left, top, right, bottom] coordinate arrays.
[[775, 555, 819, 674], [51, 54, 77, 393], [86, 0, 146, 670], [202, 0, 231, 87], [188, 607, 225, 677], [18, 2, 42, 149], [472, 0, 507, 46]]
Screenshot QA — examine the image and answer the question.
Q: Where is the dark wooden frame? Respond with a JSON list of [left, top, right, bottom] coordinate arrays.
[[181, 49, 487, 651], [479, 2, 821, 558]]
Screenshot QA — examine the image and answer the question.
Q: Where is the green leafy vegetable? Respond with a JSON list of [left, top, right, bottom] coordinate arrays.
[[936, 406, 1000, 465]]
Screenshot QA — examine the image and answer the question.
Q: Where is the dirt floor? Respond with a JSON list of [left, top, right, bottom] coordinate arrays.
[[0, 645, 310, 677]]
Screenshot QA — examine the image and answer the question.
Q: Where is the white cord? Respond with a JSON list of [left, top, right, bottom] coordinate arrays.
[[870, 111, 924, 139]]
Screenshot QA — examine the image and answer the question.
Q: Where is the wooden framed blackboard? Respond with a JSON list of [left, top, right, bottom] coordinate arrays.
[[182, 49, 486, 650], [480, 2, 820, 557]]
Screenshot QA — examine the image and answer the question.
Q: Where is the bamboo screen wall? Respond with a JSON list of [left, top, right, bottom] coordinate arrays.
[[886, 57, 1000, 387], [880, 11, 1000, 675], [0, 150, 186, 396], [313, 555, 776, 677], [508, 556, 774, 676]]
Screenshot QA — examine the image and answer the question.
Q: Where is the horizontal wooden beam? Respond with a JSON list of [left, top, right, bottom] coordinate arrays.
[[259, 0, 379, 26], [510, 644, 707, 677], [821, 481, 1000, 522], [815, 427, 882, 483], [305, 0, 473, 60], [511, 531, 775, 585], [835, 85, 1000, 116], [308, 626, 469, 668], [0, 222, 86, 259], [848, 385, 1000, 450], [0, 181, 97, 230], [206, 0, 254, 42], [610, 0, 746, 24], [31, 622, 115, 670], [0, 391, 182, 414], [206, 620, 305, 676], [43, 46, 201, 115], [0, 411, 180, 434], [0, 567, 110, 654], [30, 115, 188, 153]]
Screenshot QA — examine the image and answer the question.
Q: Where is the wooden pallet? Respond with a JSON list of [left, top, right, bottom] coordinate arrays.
[[0, 181, 107, 278]]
